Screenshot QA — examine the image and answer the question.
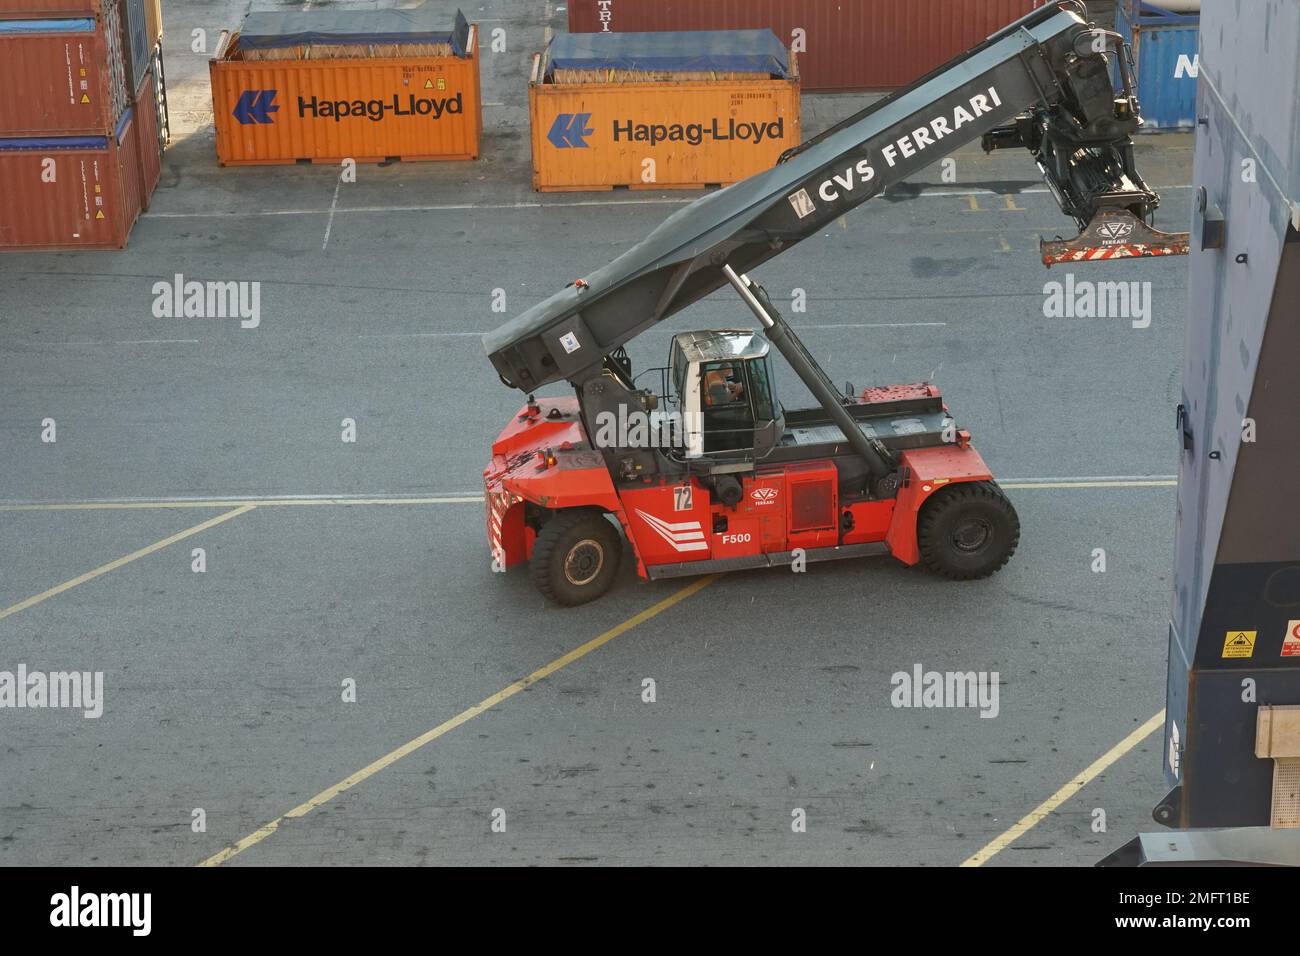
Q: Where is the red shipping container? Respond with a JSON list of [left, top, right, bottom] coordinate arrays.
[[0, 0, 94, 12], [0, 0, 157, 24], [0, 0, 109, 16], [0, 8, 130, 135], [133, 64, 160, 209], [567, 0, 1043, 91], [0, 108, 145, 250]]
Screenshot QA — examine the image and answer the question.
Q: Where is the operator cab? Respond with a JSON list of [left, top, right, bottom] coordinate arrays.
[[669, 330, 784, 460]]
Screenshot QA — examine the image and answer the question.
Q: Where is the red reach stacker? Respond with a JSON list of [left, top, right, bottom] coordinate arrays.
[[483, 1, 1188, 605]]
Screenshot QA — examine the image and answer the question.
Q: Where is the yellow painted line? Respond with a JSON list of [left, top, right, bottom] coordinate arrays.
[[0, 505, 256, 623], [961, 709, 1166, 867], [199, 574, 718, 867], [0, 497, 484, 512], [1000, 480, 1176, 490]]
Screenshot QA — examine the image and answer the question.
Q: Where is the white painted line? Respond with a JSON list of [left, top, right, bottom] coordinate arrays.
[[54, 339, 200, 346], [147, 197, 697, 219], [798, 322, 947, 330], [143, 184, 1194, 222], [0, 495, 485, 512], [355, 323, 946, 339], [1001, 479, 1175, 490], [113, 339, 200, 345], [0, 491, 483, 505], [1001, 474, 1176, 483], [322, 178, 342, 251], [0, 477, 1178, 512], [357, 331, 486, 339]]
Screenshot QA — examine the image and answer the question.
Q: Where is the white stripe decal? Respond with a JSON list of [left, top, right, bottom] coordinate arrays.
[[635, 509, 709, 553]]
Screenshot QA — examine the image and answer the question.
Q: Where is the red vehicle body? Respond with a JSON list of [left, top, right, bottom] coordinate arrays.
[[485, 387, 996, 585]]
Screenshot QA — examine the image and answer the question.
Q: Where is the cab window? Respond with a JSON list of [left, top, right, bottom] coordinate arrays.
[[702, 362, 746, 407], [671, 342, 687, 402], [747, 357, 776, 421], [700, 361, 753, 454]]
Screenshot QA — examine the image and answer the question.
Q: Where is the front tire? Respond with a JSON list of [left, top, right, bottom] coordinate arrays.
[[530, 509, 623, 606], [917, 481, 1020, 580]]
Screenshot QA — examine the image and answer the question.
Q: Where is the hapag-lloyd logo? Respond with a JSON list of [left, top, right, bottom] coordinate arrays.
[[613, 116, 786, 147], [298, 92, 464, 122]]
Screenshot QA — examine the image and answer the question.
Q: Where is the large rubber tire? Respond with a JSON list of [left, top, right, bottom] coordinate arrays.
[[917, 481, 1020, 580], [530, 509, 623, 606]]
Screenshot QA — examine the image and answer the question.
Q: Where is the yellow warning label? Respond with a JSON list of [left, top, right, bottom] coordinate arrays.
[[94, 210, 105, 220], [424, 78, 434, 89], [1222, 630, 1256, 659], [94, 184, 101, 193], [80, 94, 90, 104], [79, 68, 87, 77]]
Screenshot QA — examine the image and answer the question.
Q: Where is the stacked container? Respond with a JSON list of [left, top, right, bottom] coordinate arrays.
[[1116, 1, 1199, 130], [0, 0, 167, 250], [530, 30, 800, 191], [565, 0, 1042, 92]]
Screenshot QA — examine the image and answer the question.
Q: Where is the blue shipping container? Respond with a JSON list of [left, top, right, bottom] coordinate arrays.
[[1116, 2, 1199, 130]]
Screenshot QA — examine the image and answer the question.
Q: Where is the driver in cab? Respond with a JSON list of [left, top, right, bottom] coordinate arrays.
[[704, 365, 745, 406]]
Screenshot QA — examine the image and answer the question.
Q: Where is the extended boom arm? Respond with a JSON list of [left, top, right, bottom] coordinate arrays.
[[485, 1, 1186, 397]]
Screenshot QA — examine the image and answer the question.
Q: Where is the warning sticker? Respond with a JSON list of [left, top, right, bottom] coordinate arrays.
[[95, 210, 105, 220], [1222, 630, 1256, 659], [80, 93, 90, 104], [558, 331, 581, 354], [1282, 620, 1300, 658]]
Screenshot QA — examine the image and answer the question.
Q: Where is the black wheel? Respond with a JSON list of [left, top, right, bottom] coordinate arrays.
[[917, 481, 1020, 580], [530, 509, 623, 606]]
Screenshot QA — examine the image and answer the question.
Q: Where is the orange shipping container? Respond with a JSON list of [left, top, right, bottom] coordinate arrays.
[[0, 108, 145, 250], [528, 33, 800, 191], [208, 25, 482, 165]]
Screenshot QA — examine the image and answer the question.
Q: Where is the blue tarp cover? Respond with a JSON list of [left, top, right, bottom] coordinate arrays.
[[0, 135, 108, 151], [0, 18, 95, 33], [239, 4, 469, 57], [546, 29, 788, 78]]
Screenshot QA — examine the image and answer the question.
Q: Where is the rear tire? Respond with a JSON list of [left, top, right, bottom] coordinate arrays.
[[530, 509, 623, 606], [918, 481, 1020, 580]]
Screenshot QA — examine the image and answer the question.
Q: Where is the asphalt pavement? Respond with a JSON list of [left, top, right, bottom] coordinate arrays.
[[0, 0, 1192, 866]]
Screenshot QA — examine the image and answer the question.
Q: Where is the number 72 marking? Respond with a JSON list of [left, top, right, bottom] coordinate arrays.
[[673, 485, 693, 511]]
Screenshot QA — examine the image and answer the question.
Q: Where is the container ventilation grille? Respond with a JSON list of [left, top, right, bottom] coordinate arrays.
[[1272, 759, 1300, 828]]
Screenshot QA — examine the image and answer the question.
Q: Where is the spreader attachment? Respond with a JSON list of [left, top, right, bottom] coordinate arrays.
[[1041, 209, 1190, 266]]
